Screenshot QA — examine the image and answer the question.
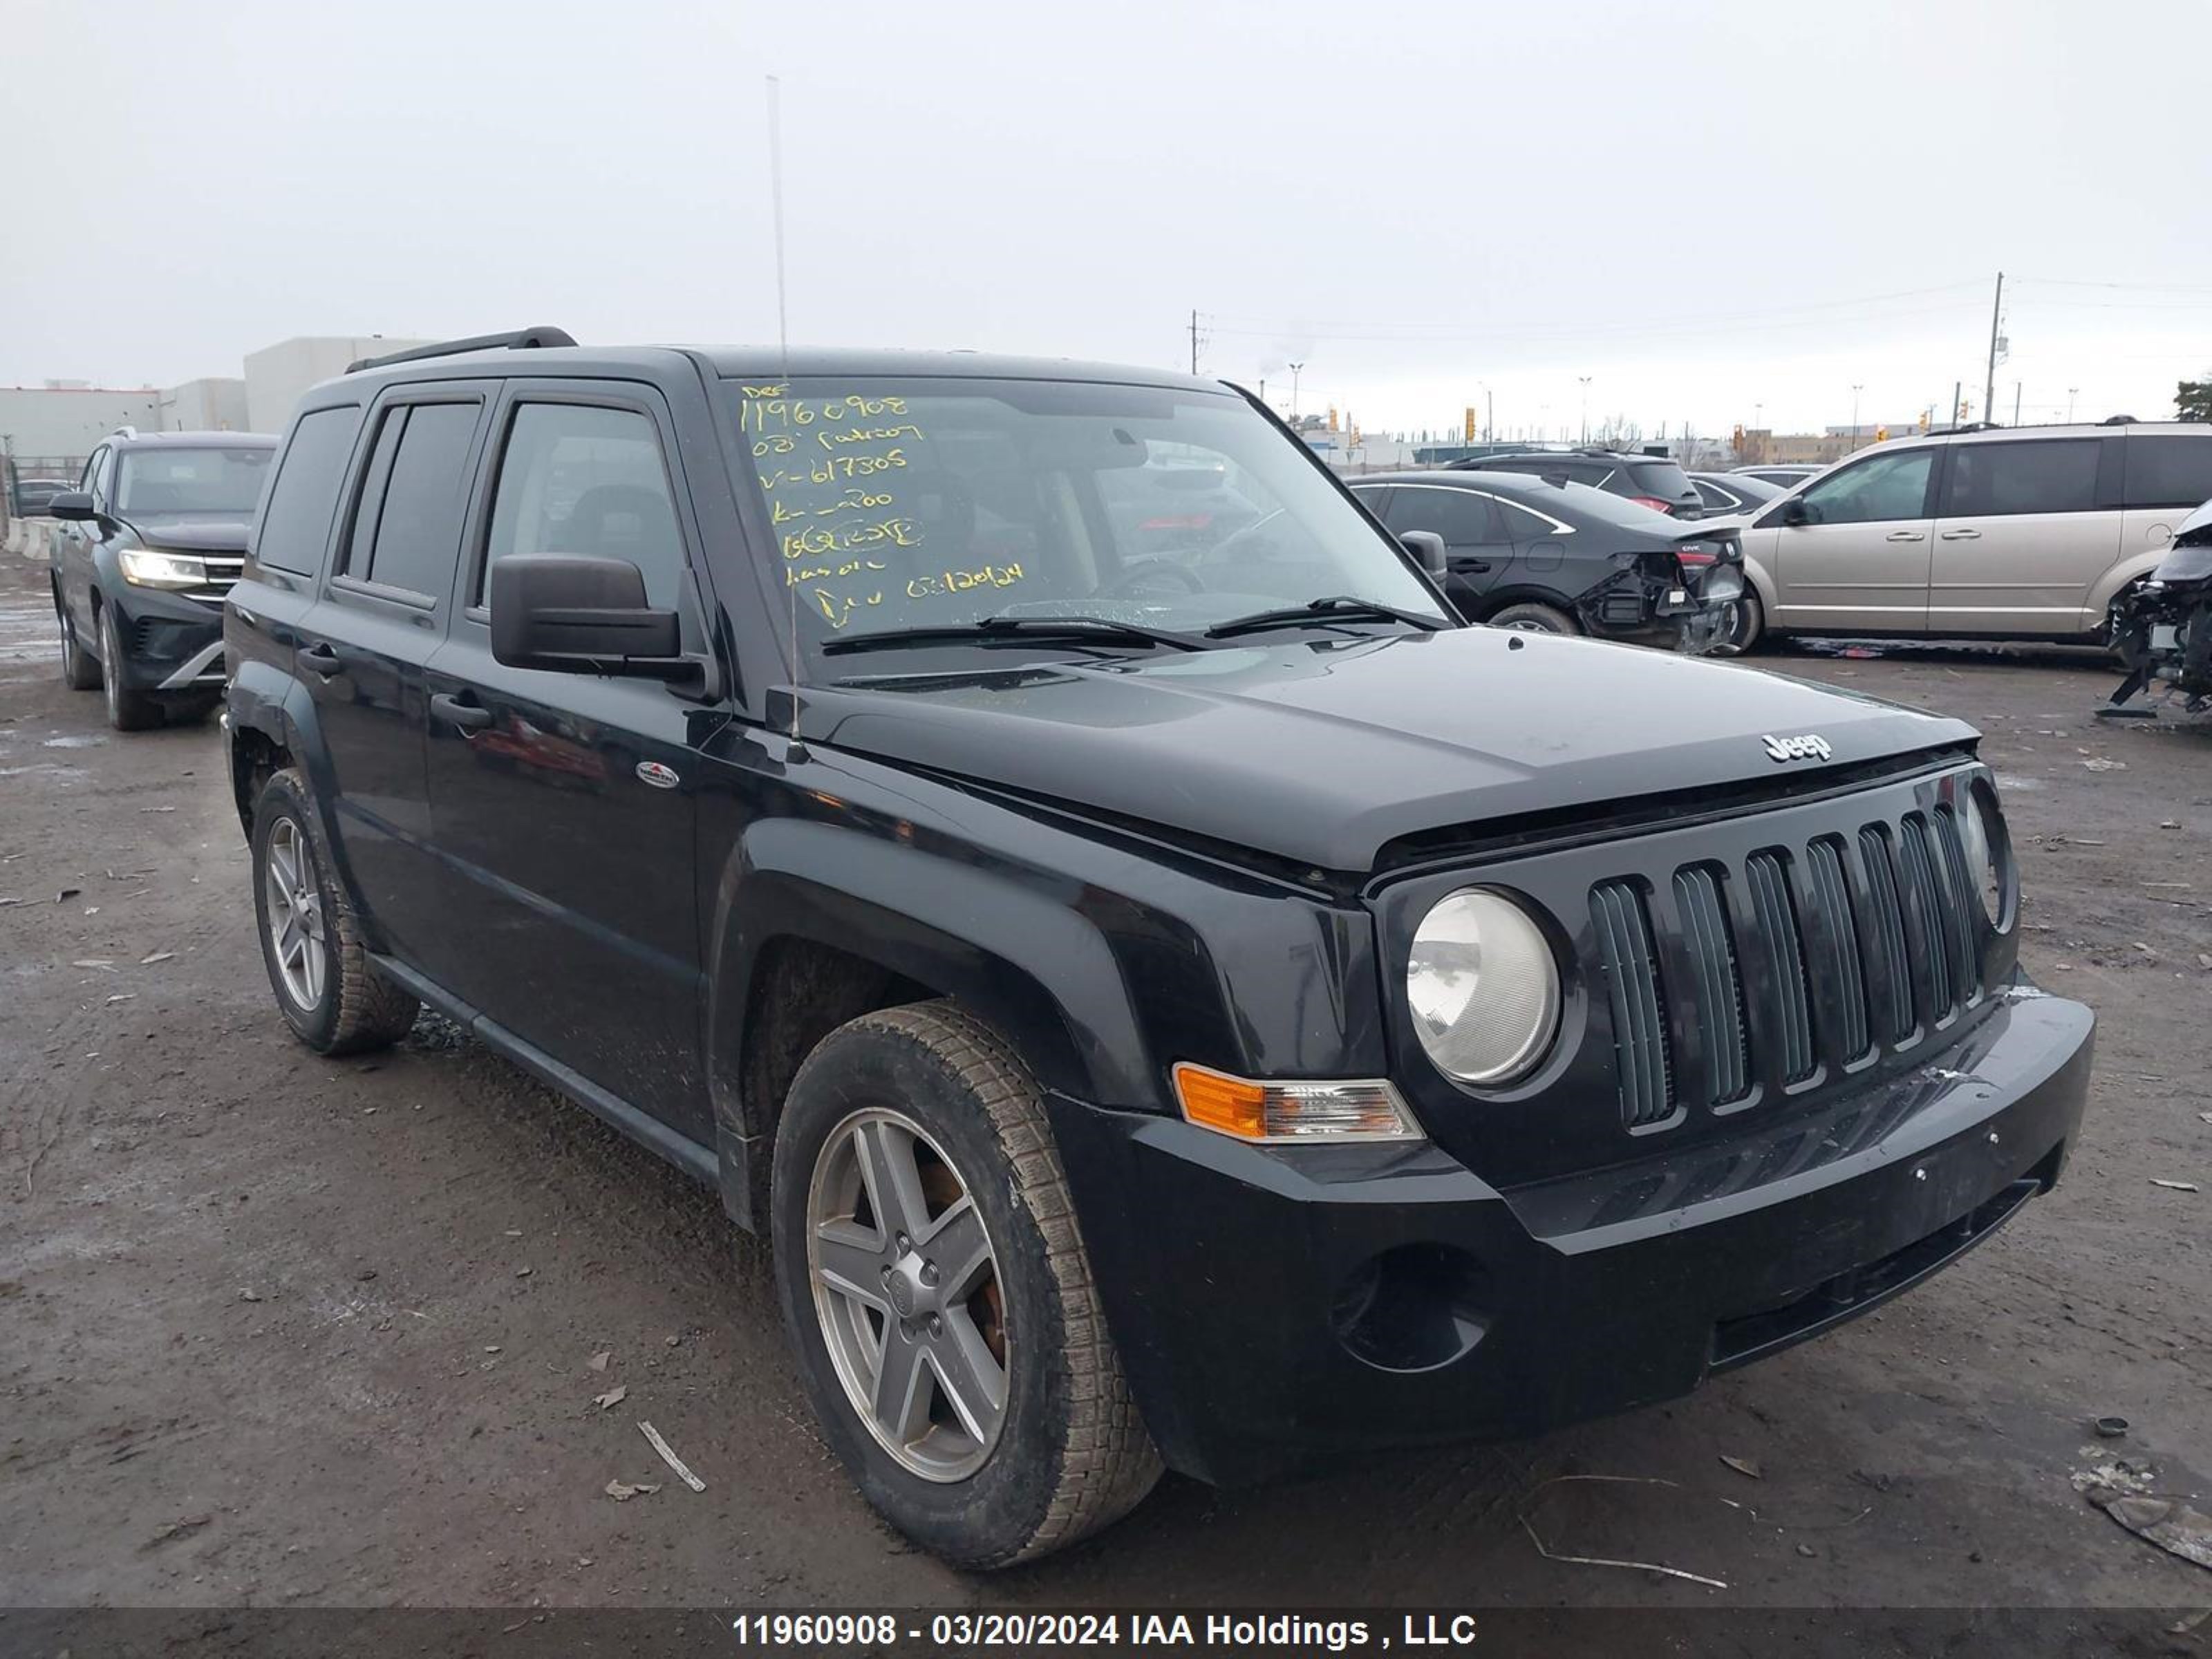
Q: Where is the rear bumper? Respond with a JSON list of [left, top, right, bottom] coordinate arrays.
[[1049, 989, 2092, 1487], [104, 587, 225, 692]]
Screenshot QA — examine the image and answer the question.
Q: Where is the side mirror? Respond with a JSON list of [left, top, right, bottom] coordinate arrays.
[[48, 491, 96, 522], [1780, 496, 1810, 527], [489, 554, 684, 677], [1399, 529, 1449, 577]]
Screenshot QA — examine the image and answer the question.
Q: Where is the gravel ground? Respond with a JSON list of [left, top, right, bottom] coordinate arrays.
[[1, 547, 2207, 1649]]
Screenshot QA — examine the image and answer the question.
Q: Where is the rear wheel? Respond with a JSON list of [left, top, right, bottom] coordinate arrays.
[[55, 590, 99, 690], [1710, 588, 1765, 657], [97, 607, 161, 730], [1487, 600, 1580, 635], [772, 1002, 1160, 1568], [250, 767, 419, 1055]]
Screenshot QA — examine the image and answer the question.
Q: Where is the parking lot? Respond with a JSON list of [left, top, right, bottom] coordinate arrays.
[[1, 541, 2207, 1635]]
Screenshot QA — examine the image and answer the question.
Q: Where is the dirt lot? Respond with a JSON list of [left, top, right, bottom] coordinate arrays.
[[2, 545, 2207, 1646]]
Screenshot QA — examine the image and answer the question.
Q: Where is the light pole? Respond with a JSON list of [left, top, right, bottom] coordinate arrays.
[[2068, 386, 2079, 423], [1287, 362, 1304, 422], [1850, 384, 1863, 453], [1577, 376, 1592, 445]]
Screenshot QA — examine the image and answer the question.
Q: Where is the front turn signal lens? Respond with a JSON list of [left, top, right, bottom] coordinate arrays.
[[1172, 1062, 1423, 1143]]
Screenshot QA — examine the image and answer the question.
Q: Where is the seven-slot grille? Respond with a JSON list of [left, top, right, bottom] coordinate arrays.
[[1589, 806, 1985, 1132], [185, 553, 245, 605]]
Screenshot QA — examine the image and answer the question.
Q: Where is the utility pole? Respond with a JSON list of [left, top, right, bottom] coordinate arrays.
[[1188, 309, 1199, 376], [1850, 383, 1863, 450], [1952, 380, 1962, 426], [1288, 361, 1304, 422], [1485, 386, 1494, 442], [1983, 272, 2004, 431], [1577, 375, 1592, 444], [2012, 382, 2021, 427]]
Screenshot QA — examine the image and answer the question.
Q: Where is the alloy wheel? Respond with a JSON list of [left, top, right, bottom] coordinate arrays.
[[806, 1107, 1009, 1482], [263, 816, 328, 1011]]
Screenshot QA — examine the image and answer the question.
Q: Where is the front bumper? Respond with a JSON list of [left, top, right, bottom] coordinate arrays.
[[1049, 988, 2092, 1487], [104, 586, 225, 693]]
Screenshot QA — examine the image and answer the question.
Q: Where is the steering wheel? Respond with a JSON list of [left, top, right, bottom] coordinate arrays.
[[1196, 505, 1288, 567], [1101, 559, 1206, 599]]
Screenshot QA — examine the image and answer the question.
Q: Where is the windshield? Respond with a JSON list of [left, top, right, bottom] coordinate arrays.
[[731, 377, 1450, 658], [117, 446, 273, 516]]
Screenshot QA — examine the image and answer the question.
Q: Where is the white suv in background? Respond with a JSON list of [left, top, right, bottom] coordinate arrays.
[[1718, 422, 2212, 652]]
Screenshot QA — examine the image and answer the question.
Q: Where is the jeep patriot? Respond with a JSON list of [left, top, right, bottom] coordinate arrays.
[[223, 329, 2094, 1566]]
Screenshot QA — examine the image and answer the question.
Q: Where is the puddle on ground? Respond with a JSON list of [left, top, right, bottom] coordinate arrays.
[[40, 734, 104, 749]]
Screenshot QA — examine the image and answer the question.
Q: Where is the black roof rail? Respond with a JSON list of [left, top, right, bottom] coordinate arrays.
[[346, 326, 577, 375]]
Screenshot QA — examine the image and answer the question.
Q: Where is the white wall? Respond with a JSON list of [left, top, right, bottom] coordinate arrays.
[[0, 386, 162, 462], [158, 377, 252, 433], [245, 337, 436, 433]]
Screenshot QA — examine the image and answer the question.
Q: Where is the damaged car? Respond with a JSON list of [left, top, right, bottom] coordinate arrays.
[[2105, 495, 2212, 714], [1353, 469, 1744, 648]]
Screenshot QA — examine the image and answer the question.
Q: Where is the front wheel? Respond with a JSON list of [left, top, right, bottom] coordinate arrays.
[[771, 1002, 1161, 1568]]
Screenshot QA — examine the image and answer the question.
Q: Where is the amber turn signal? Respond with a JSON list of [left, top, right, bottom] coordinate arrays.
[[1171, 1062, 1423, 1143]]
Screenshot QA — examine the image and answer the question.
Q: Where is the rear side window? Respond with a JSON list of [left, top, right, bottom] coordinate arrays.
[[348, 402, 480, 600], [480, 404, 685, 607], [1943, 440, 2101, 518], [254, 406, 364, 576], [2124, 434, 2212, 509], [1385, 486, 1499, 543]]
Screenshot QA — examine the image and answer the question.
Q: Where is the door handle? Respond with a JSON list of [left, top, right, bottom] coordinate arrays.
[[1885, 531, 1926, 543], [431, 691, 495, 732], [1455, 559, 1494, 574], [1939, 528, 1981, 540], [297, 643, 341, 676]]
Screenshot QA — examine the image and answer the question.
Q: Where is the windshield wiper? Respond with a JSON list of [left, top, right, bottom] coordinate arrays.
[[818, 615, 1208, 657], [1203, 595, 1446, 640]]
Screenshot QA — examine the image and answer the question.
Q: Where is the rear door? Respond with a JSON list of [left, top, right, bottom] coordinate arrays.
[[1929, 435, 2115, 635], [295, 384, 491, 970], [422, 383, 709, 1136], [1758, 445, 1939, 632]]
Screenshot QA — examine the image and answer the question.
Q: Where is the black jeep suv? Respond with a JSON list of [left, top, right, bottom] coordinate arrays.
[[50, 428, 278, 728], [224, 330, 2094, 1568]]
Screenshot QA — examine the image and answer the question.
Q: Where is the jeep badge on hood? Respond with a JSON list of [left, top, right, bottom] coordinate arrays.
[[1763, 733, 1833, 762]]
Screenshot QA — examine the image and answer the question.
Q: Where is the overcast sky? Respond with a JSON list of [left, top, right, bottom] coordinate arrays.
[[6, 0, 2211, 438]]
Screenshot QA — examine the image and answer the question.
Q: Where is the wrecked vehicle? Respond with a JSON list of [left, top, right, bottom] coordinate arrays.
[[2106, 496, 2212, 713], [225, 332, 2094, 1569], [1351, 469, 1744, 648]]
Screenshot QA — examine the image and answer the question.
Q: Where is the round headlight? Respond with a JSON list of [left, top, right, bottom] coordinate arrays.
[[1407, 889, 1560, 1085], [1958, 785, 2010, 926]]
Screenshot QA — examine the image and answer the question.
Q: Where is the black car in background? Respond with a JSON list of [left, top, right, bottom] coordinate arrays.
[[1449, 446, 1705, 518], [48, 429, 278, 729], [10, 475, 73, 517], [1352, 469, 1743, 647], [1688, 469, 1784, 516]]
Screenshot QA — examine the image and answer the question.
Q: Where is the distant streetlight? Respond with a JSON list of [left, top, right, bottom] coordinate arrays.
[[2068, 386, 2079, 423], [1850, 383, 1864, 453], [1577, 376, 1593, 445], [1288, 362, 1305, 422]]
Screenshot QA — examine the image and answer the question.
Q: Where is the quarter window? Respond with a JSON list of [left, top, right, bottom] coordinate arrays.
[[254, 407, 364, 577], [2123, 434, 2212, 509], [1799, 450, 1935, 525], [1942, 440, 2101, 518], [1386, 487, 1499, 544], [1497, 498, 1566, 538], [350, 402, 480, 599], [481, 404, 685, 607]]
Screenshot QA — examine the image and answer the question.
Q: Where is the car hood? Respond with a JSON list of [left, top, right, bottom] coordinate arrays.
[[800, 628, 1976, 872], [129, 516, 253, 554]]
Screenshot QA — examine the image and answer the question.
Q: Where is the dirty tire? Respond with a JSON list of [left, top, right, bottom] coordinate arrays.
[[97, 606, 161, 729], [55, 588, 100, 690], [250, 767, 419, 1056], [1710, 588, 1765, 657], [1487, 600, 1580, 635], [771, 1001, 1162, 1568]]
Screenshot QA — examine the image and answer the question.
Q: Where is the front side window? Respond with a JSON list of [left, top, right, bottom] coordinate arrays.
[[350, 402, 480, 599], [254, 406, 363, 576], [1942, 439, 2100, 518], [1799, 449, 1935, 525], [482, 404, 685, 608], [2123, 434, 2212, 510], [733, 377, 1448, 659], [116, 445, 272, 516]]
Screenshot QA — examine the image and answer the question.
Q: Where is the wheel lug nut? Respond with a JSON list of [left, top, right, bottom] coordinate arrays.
[[919, 1262, 939, 1286], [927, 1314, 943, 1337], [895, 1232, 910, 1251]]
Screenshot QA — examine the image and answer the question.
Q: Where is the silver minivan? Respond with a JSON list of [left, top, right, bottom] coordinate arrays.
[[1720, 422, 2212, 650]]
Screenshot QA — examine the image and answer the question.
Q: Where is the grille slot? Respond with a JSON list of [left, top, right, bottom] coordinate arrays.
[[1931, 805, 1983, 1004], [1803, 837, 1871, 1062], [1591, 881, 1674, 1128], [1745, 851, 1816, 1082], [1673, 865, 1748, 1106], [1857, 825, 1915, 1043], [1897, 814, 1956, 1018]]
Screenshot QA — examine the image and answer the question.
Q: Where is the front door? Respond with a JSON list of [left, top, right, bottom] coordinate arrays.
[[300, 388, 489, 972], [1759, 446, 1939, 632], [422, 386, 709, 1138], [1929, 435, 2117, 635], [1380, 482, 1516, 610]]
